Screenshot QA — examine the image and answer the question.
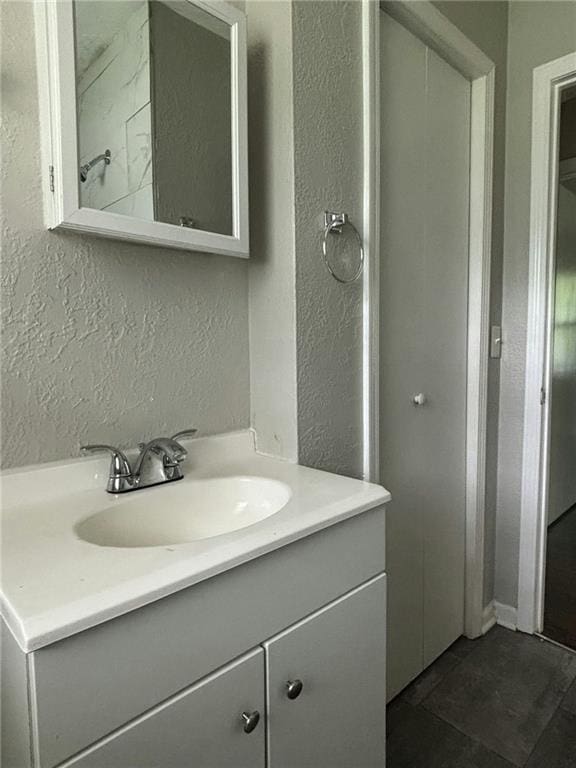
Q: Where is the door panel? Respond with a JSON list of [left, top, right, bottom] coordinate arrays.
[[380, 10, 470, 699], [265, 575, 386, 768], [66, 648, 265, 768], [422, 47, 469, 667], [379, 9, 428, 700]]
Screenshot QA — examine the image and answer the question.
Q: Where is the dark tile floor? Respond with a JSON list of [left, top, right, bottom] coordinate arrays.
[[544, 505, 576, 651], [387, 626, 576, 767]]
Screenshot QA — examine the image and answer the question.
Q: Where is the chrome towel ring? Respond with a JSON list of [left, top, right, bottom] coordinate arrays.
[[322, 211, 365, 284]]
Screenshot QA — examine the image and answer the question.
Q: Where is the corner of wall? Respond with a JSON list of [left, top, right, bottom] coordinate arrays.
[[246, 0, 298, 461]]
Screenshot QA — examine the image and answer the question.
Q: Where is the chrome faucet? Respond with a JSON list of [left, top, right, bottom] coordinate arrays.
[[81, 429, 198, 493]]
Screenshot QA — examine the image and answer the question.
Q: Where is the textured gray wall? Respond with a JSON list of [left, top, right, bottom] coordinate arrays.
[[497, 1, 576, 608], [293, 0, 364, 478], [247, 0, 364, 477], [0, 1, 250, 469], [432, 1, 509, 608]]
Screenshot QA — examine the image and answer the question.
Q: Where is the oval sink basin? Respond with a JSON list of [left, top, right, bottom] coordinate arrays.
[[75, 476, 291, 548]]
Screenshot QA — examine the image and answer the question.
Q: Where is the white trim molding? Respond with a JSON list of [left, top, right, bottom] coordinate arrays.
[[483, 599, 518, 633], [518, 52, 576, 635], [364, 1, 495, 639], [494, 602, 518, 632], [362, 0, 381, 483], [465, 65, 495, 641], [481, 601, 497, 635]]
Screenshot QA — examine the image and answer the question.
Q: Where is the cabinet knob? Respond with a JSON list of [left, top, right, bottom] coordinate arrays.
[[285, 679, 304, 700], [241, 710, 260, 733], [412, 393, 427, 406]]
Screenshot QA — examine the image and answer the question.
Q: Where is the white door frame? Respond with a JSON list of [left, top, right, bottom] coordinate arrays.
[[517, 52, 576, 635], [361, 0, 495, 637]]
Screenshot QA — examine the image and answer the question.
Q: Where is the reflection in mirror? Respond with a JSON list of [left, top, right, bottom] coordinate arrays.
[[73, 0, 233, 235]]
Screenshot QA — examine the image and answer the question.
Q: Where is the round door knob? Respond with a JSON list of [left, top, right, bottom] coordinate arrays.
[[412, 393, 427, 406], [285, 679, 303, 700], [241, 710, 260, 734]]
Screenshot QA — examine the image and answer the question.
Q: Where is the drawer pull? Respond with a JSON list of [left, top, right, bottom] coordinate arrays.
[[286, 679, 304, 700], [241, 710, 260, 733]]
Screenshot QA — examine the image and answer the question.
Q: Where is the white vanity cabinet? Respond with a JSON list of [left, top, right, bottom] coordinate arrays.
[[2, 507, 387, 768], [64, 574, 386, 768]]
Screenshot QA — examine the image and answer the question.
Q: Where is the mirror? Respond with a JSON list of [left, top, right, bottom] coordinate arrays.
[[36, 0, 248, 257], [74, 0, 233, 235]]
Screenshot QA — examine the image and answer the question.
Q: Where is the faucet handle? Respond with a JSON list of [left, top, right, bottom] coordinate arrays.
[[80, 445, 132, 477], [171, 428, 198, 442], [137, 431, 196, 452]]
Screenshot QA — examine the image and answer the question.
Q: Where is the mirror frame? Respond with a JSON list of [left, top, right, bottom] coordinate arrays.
[[34, 0, 249, 258]]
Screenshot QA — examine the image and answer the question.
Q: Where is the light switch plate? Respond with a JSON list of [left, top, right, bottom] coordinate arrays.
[[490, 325, 502, 359]]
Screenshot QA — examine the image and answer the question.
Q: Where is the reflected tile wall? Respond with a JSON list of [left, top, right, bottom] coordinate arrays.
[[127, 104, 152, 194], [104, 184, 153, 219], [77, 0, 153, 219]]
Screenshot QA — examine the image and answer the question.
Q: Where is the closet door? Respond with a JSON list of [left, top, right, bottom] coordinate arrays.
[[421, 44, 470, 670], [380, 10, 470, 700], [265, 575, 386, 768]]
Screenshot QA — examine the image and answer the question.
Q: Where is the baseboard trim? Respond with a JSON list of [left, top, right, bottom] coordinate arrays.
[[494, 601, 518, 631], [481, 600, 497, 634]]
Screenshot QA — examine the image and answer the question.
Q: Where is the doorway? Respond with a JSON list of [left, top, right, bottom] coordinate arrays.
[[379, 8, 470, 699], [539, 91, 576, 651], [518, 53, 576, 640], [364, 0, 496, 700]]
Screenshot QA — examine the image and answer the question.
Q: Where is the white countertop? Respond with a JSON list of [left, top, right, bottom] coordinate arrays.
[[1, 431, 390, 653]]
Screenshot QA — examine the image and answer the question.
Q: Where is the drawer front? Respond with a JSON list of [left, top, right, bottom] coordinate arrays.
[[62, 649, 265, 768], [31, 506, 386, 767]]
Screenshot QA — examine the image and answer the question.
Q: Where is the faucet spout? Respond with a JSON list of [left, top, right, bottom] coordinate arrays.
[[81, 428, 197, 493]]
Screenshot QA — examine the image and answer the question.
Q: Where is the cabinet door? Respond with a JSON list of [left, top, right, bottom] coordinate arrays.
[[265, 574, 386, 768], [66, 648, 265, 768]]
